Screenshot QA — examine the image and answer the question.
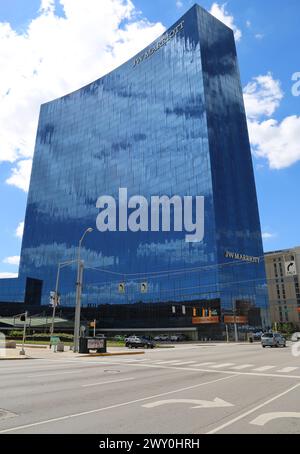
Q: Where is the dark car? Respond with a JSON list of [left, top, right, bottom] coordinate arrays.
[[125, 336, 155, 349]]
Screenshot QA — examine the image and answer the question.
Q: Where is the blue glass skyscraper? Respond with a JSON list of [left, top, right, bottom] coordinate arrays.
[[0, 4, 269, 337]]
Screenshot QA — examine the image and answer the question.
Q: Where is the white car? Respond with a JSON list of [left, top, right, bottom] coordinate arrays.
[[153, 335, 169, 342]]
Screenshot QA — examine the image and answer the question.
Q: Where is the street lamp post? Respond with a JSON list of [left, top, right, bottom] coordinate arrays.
[[50, 260, 78, 338], [20, 311, 28, 356], [73, 227, 93, 353], [233, 299, 239, 343]]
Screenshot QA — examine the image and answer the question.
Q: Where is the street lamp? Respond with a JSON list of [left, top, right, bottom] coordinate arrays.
[[73, 227, 93, 352], [50, 259, 78, 338]]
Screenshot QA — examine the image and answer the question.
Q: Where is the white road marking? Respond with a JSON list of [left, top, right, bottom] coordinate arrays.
[[0, 375, 236, 433], [190, 362, 216, 367], [9, 357, 300, 380], [277, 367, 299, 373], [250, 412, 300, 426], [231, 365, 254, 370], [252, 366, 275, 372], [81, 377, 135, 388], [27, 367, 111, 378], [143, 398, 234, 409], [119, 359, 148, 362], [207, 382, 300, 434], [211, 363, 235, 369], [168, 361, 197, 366], [153, 360, 186, 364]]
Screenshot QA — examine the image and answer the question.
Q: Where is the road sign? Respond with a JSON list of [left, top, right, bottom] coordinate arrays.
[[141, 282, 148, 293], [285, 260, 297, 276], [50, 291, 60, 307], [118, 283, 125, 293]]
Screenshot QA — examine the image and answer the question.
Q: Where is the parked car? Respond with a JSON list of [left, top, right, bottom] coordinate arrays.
[[113, 335, 125, 341], [253, 331, 263, 341], [291, 332, 300, 342], [261, 332, 286, 348], [125, 336, 155, 349], [153, 335, 169, 342], [170, 334, 187, 342]]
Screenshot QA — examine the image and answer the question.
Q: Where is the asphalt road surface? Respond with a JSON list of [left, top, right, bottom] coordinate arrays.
[[1, 343, 300, 434]]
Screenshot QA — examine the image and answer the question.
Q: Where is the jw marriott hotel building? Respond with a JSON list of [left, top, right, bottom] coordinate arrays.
[[0, 4, 270, 338]]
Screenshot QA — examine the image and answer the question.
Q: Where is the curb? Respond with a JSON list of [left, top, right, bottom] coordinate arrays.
[[79, 351, 145, 357], [0, 356, 31, 361], [16, 344, 48, 349]]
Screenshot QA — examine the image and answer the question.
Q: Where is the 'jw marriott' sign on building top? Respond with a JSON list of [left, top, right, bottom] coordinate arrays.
[[133, 21, 185, 67]]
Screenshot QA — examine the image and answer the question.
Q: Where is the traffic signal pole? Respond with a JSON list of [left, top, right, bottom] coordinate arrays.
[[20, 311, 28, 356]]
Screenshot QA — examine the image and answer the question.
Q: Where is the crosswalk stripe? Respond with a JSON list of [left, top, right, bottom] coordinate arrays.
[[277, 367, 299, 373], [231, 364, 254, 370], [190, 362, 217, 367], [252, 366, 275, 372], [153, 360, 185, 364], [168, 361, 197, 366], [211, 363, 235, 369]]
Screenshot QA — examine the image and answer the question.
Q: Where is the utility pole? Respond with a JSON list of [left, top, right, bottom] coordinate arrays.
[[233, 299, 238, 343], [74, 227, 93, 353], [20, 311, 28, 356], [50, 260, 77, 338], [74, 260, 84, 352], [225, 324, 229, 343]]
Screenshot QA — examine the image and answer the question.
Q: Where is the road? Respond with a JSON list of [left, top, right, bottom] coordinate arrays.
[[1, 342, 300, 434]]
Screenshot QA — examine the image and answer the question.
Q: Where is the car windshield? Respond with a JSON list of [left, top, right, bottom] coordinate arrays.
[[262, 333, 273, 338]]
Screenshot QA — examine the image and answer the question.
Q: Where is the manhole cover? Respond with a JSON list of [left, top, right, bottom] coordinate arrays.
[[0, 409, 17, 420]]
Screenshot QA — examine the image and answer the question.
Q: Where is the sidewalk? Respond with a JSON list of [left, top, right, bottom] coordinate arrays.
[[0, 345, 144, 360]]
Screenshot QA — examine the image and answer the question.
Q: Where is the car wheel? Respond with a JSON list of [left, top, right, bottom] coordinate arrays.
[[262, 345, 266, 348]]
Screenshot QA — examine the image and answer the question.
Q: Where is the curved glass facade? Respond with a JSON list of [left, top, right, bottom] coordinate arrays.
[[1, 4, 269, 334]]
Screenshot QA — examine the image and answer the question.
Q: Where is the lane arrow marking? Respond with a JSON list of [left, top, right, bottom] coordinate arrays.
[[250, 412, 300, 426], [143, 398, 234, 409]]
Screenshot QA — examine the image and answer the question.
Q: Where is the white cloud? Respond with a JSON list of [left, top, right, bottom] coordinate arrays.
[[262, 232, 277, 240], [243, 73, 283, 120], [248, 116, 300, 169], [0, 0, 165, 191], [176, 0, 183, 8], [209, 3, 242, 41], [244, 72, 300, 169], [3, 256, 20, 266], [255, 33, 264, 40], [0, 272, 18, 279], [6, 159, 32, 192], [15, 221, 24, 239]]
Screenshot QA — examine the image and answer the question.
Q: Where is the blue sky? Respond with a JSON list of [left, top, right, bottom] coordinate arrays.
[[0, 0, 299, 277]]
